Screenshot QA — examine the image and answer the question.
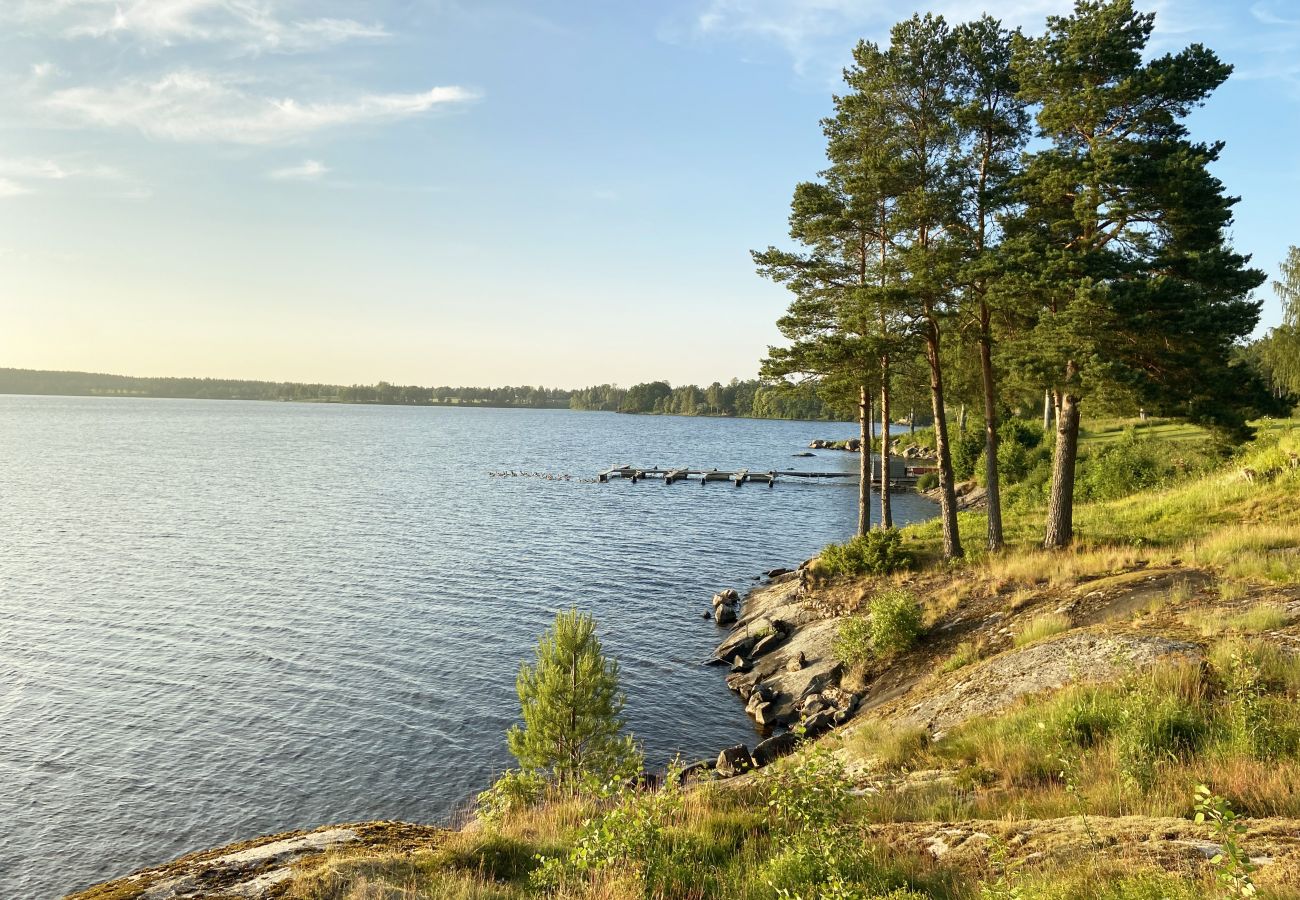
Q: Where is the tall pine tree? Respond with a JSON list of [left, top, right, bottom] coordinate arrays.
[[1009, 0, 1262, 548]]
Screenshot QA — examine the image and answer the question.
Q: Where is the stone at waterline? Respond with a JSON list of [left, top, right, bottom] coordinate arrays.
[[719, 588, 740, 603], [730, 655, 751, 674], [753, 732, 798, 767], [766, 568, 792, 579], [715, 604, 736, 625], [745, 683, 774, 712], [716, 744, 754, 777], [792, 452, 815, 458], [676, 759, 715, 784], [752, 702, 778, 727]]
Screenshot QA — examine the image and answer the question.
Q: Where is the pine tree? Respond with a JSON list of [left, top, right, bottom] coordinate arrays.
[[1009, 0, 1263, 548], [951, 15, 1030, 552], [507, 609, 638, 783]]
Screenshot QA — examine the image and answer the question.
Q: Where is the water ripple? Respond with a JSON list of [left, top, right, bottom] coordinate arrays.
[[0, 397, 934, 898]]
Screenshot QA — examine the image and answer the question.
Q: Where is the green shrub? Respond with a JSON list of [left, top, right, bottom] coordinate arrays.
[[475, 768, 548, 825], [916, 472, 939, 491], [1000, 417, 1046, 452], [1116, 685, 1209, 788], [951, 428, 985, 482], [833, 616, 876, 666], [836, 591, 924, 665], [869, 589, 923, 657], [820, 529, 916, 577]]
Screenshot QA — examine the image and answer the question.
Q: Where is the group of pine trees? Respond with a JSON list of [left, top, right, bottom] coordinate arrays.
[[757, 0, 1266, 553]]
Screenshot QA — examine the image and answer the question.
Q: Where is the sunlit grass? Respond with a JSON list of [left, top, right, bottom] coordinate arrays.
[[1013, 612, 1072, 648]]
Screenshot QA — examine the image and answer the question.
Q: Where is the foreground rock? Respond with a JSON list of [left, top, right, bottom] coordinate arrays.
[[867, 630, 1201, 736], [69, 822, 444, 900], [864, 814, 1300, 883]]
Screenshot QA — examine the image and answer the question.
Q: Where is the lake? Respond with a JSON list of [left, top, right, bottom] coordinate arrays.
[[0, 396, 935, 898]]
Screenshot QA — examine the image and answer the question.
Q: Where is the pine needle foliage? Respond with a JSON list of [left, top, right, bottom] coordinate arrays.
[[506, 609, 639, 784]]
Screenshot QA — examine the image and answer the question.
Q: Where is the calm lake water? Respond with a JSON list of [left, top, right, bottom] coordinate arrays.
[[0, 396, 935, 898]]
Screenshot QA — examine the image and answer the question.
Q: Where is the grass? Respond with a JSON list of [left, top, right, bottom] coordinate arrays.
[[1229, 602, 1291, 632], [1013, 612, 1072, 648], [937, 639, 987, 674]]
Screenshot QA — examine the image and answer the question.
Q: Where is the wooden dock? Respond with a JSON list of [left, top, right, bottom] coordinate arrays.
[[597, 465, 918, 487]]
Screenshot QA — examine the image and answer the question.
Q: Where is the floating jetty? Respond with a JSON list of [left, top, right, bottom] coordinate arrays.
[[597, 463, 920, 487]]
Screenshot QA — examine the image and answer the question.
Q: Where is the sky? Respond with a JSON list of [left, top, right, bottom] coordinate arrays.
[[1, 0, 1298, 389]]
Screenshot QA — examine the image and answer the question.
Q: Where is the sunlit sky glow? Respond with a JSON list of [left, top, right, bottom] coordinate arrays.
[[2, 0, 1298, 387]]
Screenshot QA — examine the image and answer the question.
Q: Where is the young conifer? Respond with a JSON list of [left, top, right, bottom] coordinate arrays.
[[507, 609, 638, 783]]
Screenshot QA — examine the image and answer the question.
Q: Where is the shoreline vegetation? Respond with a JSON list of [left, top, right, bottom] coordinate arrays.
[[0, 368, 849, 421], [73, 416, 1300, 899]]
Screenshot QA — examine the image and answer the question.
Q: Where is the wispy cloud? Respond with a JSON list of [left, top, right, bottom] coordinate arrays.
[[6, 0, 390, 54], [268, 158, 328, 180], [43, 70, 478, 144], [0, 178, 34, 198], [1252, 1, 1300, 27], [0, 155, 132, 197]]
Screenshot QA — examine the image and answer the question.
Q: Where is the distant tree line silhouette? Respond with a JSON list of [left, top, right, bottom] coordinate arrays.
[[0, 368, 846, 420]]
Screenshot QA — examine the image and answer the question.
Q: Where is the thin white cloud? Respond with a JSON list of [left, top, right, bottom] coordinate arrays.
[[0, 178, 34, 198], [6, 0, 390, 54], [43, 70, 478, 144], [0, 155, 132, 197], [269, 158, 328, 180], [1252, 1, 1300, 27]]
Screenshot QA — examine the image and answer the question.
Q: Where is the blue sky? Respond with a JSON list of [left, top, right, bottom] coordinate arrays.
[[1, 0, 1298, 388]]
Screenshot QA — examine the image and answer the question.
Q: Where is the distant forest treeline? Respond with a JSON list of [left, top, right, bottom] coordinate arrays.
[[0, 368, 847, 421]]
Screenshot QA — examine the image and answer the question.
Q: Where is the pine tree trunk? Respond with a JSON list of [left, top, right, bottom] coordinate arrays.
[[880, 355, 893, 529], [978, 319, 1003, 552], [1042, 388, 1051, 432], [1044, 388, 1081, 549], [910, 408, 916, 435], [925, 321, 963, 559], [858, 384, 871, 536]]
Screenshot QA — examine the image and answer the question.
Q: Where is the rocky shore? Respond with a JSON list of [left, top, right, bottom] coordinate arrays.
[[689, 561, 862, 781]]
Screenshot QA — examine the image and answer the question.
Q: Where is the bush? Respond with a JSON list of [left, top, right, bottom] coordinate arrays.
[[916, 472, 939, 491], [820, 529, 916, 577], [833, 616, 875, 666], [869, 589, 923, 657], [951, 428, 985, 482], [475, 768, 548, 825], [833, 590, 922, 665]]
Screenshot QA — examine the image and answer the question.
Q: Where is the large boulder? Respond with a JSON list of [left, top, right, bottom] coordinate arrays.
[[753, 732, 798, 767], [716, 744, 754, 777], [715, 604, 737, 625]]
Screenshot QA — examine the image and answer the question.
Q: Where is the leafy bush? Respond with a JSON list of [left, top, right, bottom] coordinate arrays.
[[916, 472, 939, 491], [1001, 417, 1046, 452], [476, 768, 549, 825], [820, 529, 915, 577], [869, 589, 923, 657], [1116, 680, 1209, 788], [951, 428, 985, 482], [532, 764, 687, 895], [835, 589, 923, 665], [833, 617, 875, 667]]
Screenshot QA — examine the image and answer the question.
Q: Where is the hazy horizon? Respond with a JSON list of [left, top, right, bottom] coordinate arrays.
[[3, 0, 1298, 387]]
